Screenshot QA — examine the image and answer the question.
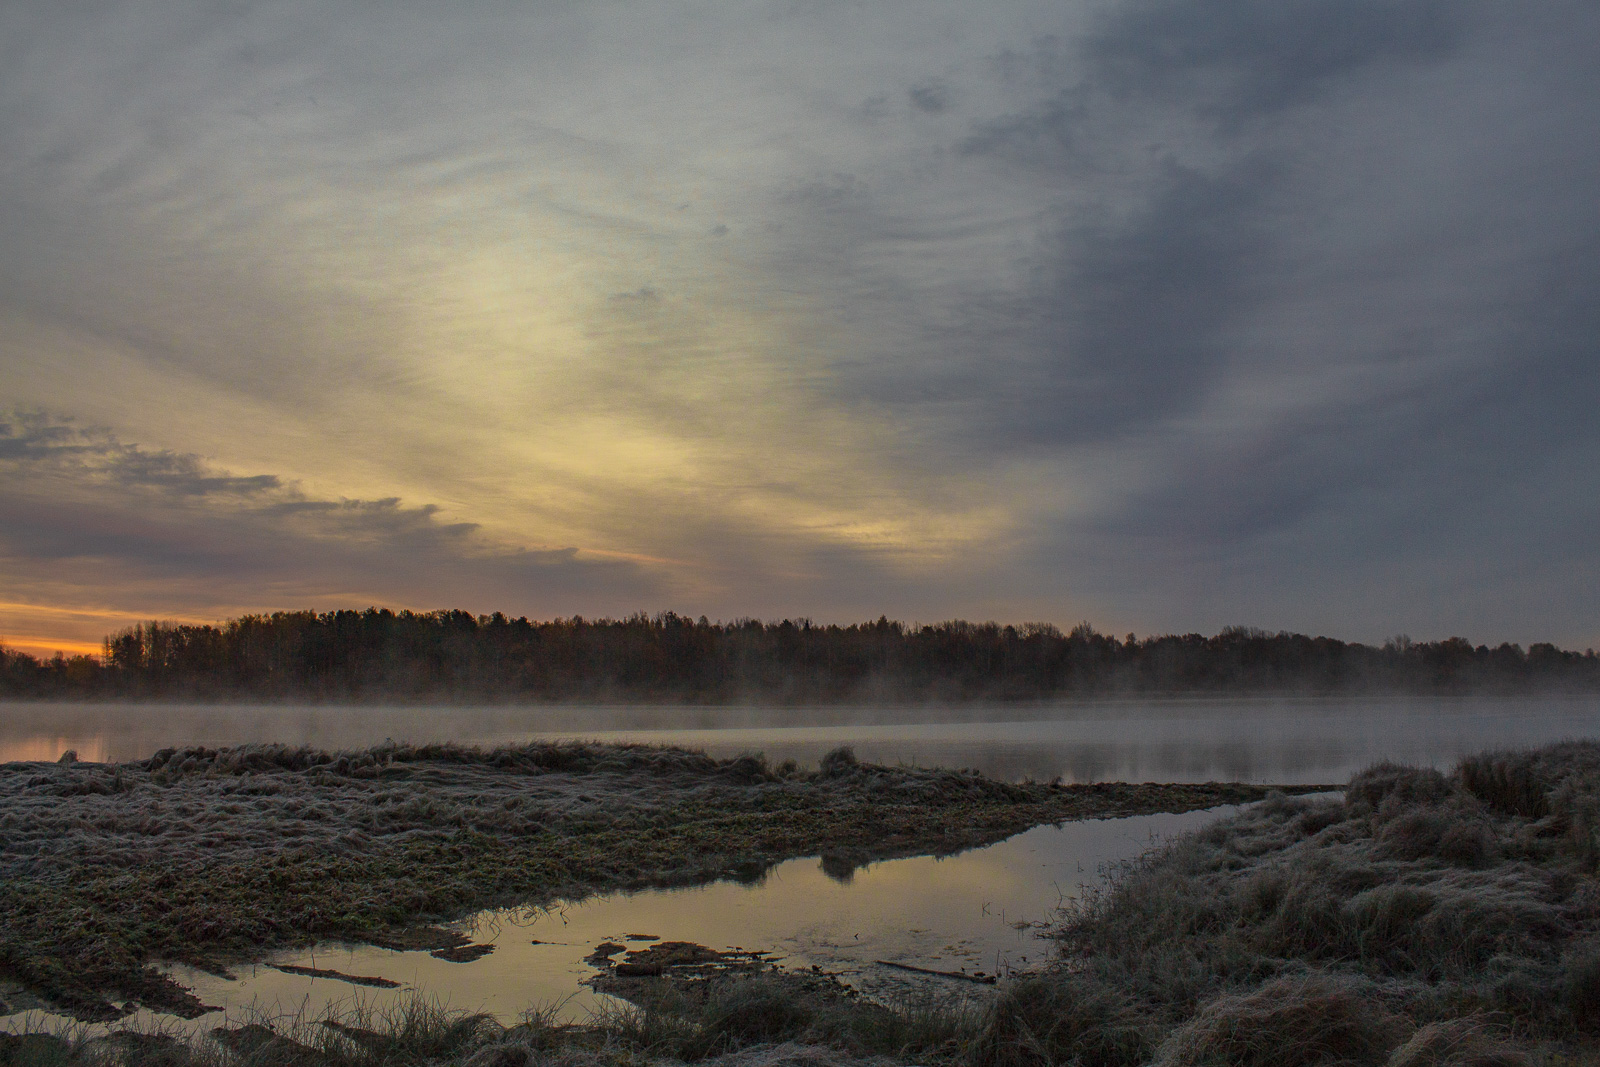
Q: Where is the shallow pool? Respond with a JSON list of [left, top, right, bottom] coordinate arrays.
[[1, 801, 1274, 1035]]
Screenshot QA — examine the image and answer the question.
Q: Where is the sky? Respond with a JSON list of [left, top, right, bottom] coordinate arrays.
[[2, 0, 1598, 658]]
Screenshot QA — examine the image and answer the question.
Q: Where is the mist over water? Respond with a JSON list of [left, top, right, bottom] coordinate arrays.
[[3, 696, 1596, 782]]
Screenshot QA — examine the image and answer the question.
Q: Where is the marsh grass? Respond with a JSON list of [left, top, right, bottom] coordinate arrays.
[[0, 741, 1286, 1020], [0, 974, 977, 1067], [1146, 973, 1410, 1067], [965, 974, 1150, 1067], [967, 742, 1600, 1066], [25, 739, 1597, 1064], [10, 743, 1597, 1066]]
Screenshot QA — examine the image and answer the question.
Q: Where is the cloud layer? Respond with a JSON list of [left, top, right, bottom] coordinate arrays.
[[0, 413, 656, 653], [2, 0, 1597, 651]]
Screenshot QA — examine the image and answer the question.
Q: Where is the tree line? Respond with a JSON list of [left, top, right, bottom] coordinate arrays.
[[2, 609, 1597, 701]]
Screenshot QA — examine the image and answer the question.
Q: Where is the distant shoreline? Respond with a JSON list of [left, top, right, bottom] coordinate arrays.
[[6, 688, 1600, 707], [5, 610, 1598, 702]]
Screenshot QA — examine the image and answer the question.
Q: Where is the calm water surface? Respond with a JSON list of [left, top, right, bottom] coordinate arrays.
[[2, 696, 1596, 782]]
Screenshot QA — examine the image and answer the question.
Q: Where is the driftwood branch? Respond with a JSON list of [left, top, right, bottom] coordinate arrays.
[[874, 960, 997, 984], [270, 964, 400, 988]]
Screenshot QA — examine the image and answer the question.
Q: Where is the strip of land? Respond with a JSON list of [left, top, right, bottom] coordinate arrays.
[[4, 743, 1596, 1066], [974, 742, 1600, 1066], [0, 741, 1317, 1020]]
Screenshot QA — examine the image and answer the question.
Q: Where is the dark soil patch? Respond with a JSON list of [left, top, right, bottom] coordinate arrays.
[[591, 940, 772, 985], [429, 943, 495, 963]]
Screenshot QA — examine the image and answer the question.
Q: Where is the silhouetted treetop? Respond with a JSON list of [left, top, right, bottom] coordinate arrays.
[[2, 609, 1596, 701]]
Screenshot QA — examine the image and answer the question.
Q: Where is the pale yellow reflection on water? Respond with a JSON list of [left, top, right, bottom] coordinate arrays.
[[1, 805, 1257, 1035]]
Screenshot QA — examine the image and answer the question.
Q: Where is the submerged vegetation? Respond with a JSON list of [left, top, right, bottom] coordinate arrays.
[[0, 741, 1285, 1022], [4, 609, 1599, 701], [9, 744, 1600, 1065]]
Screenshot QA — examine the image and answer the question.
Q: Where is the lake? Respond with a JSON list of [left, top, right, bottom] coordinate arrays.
[[2, 695, 1596, 782]]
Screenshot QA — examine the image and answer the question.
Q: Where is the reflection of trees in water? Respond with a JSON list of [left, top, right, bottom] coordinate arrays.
[[969, 742, 1351, 785], [1060, 742, 1351, 785], [690, 739, 1352, 784]]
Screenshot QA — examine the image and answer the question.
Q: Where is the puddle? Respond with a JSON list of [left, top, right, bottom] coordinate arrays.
[[2, 802, 1278, 1036]]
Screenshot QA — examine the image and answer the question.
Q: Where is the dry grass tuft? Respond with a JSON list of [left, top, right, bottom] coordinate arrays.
[[1384, 1020, 1532, 1067], [967, 975, 1149, 1067], [1149, 973, 1409, 1067], [994, 742, 1600, 1067]]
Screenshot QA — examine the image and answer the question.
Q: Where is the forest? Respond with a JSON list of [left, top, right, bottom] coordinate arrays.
[[2, 609, 1597, 701]]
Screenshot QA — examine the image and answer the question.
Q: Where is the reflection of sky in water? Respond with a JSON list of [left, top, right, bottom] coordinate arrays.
[[2, 697, 1597, 782], [1, 805, 1246, 1034]]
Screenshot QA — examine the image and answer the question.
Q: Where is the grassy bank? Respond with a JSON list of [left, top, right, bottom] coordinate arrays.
[[8, 743, 1598, 1065], [0, 741, 1291, 1021], [976, 741, 1600, 1065]]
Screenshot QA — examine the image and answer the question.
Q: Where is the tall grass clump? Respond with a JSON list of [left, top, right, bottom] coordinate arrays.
[[962, 742, 1600, 1067], [967, 975, 1150, 1067], [589, 971, 979, 1062], [1149, 973, 1409, 1067]]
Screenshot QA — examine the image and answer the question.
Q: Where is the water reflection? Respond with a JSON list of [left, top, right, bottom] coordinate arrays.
[[0, 734, 112, 764], [1, 697, 1596, 782], [0, 804, 1245, 1034]]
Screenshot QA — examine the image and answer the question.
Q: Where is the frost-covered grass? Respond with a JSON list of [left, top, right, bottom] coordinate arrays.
[[12, 743, 1596, 1066], [977, 741, 1600, 1066], [0, 740, 1281, 1022], [0, 977, 964, 1067]]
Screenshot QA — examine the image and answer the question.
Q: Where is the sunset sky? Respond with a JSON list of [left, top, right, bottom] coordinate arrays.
[[3, 0, 1598, 657]]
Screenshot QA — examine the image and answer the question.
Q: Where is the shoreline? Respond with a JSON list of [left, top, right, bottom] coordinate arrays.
[[0, 741, 1324, 1021], [6, 689, 1598, 707], [4, 742, 1595, 1064]]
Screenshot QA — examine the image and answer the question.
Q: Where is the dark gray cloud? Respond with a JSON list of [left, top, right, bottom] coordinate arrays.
[[0, 413, 659, 615], [846, 0, 1600, 640], [944, 0, 1474, 448], [1, 413, 280, 496], [1083, 0, 1461, 123], [908, 82, 951, 114], [1019, 158, 1282, 442], [969, 0, 1459, 158], [109, 451, 282, 496]]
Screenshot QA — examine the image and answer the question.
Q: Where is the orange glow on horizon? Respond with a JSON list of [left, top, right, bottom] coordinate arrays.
[[0, 600, 221, 624], [0, 601, 224, 661], [1, 636, 107, 659]]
